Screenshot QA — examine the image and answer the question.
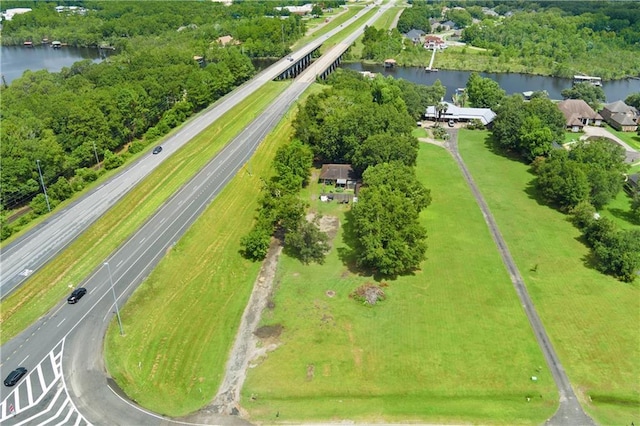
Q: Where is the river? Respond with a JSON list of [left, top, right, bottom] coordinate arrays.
[[0, 45, 108, 85], [340, 63, 640, 103], [3, 46, 639, 102]]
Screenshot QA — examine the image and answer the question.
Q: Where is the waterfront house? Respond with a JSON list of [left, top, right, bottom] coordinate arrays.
[[557, 99, 602, 132], [425, 102, 496, 126], [599, 101, 638, 132]]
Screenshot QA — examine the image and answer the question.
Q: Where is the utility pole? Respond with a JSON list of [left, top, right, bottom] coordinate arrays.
[[36, 160, 51, 212], [91, 140, 100, 167]]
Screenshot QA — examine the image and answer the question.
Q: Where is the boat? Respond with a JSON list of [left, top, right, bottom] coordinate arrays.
[[51, 41, 62, 48], [23, 41, 33, 47], [573, 75, 602, 87]]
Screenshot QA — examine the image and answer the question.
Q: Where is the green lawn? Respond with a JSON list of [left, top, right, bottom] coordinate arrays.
[[0, 81, 290, 344], [457, 129, 640, 425], [103, 84, 326, 416], [606, 126, 640, 151], [241, 143, 557, 424]]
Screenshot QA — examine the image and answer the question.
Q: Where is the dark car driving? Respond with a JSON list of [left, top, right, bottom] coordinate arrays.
[[4, 367, 27, 387], [67, 287, 87, 304], [152, 146, 163, 154]]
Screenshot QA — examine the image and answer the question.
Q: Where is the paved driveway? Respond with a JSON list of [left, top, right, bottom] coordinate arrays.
[[580, 126, 640, 163]]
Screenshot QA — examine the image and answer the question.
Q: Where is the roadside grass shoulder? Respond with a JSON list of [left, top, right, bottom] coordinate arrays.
[[103, 83, 325, 416], [241, 143, 556, 423], [457, 129, 640, 425], [0, 82, 290, 344], [319, 7, 372, 56], [347, 5, 401, 59]]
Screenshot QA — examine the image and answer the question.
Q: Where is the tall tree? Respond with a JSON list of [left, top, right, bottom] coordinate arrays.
[[350, 162, 431, 276], [561, 82, 606, 110], [465, 72, 506, 109]]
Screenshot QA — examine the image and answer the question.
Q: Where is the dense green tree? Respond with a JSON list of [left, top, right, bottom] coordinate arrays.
[[593, 229, 640, 283], [273, 139, 314, 188], [625, 93, 640, 110], [491, 95, 527, 151], [350, 162, 431, 276], [445, 8, 473, 28], [465, 72, 505, 109], [535, 151, 591, 210], [561, 82, 606, 110], [285, 218, 330, 264], [352, 133, 419, 176]]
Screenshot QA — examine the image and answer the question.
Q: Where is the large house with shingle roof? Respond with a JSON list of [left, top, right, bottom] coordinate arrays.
[[557, 99, 603, 132], [599, 100, 638, 132]]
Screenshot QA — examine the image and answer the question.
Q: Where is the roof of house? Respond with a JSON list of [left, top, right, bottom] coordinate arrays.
[[424, 35, 444, 43], [610, 112, 638, 126], [425, 102, 497, 125], [404, 29, 425, 40], [216, 35, 237, 46], [602, 100, 638, 115], [319, 164, 356, 181], [628, 173, 639, 186], [557, 99, 602, 122], [442, 20, 457, 28]]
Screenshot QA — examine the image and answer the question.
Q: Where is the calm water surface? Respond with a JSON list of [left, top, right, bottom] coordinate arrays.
[[341, 63, 640, 103], [1, 45, 108, 84]]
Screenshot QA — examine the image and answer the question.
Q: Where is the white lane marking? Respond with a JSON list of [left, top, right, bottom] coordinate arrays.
[[139, 237, 146, 244], [27, 373, 34, 404], [37, 364, 47, 394], [19, 355, 29, 364], [57, 318, 66, 328]]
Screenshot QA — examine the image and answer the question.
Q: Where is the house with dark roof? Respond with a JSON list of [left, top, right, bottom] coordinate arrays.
[[557, 99, 603, 132], [404, 29, 425, 44], [599, 101, 638, 132], [319, 164, 357, 189]]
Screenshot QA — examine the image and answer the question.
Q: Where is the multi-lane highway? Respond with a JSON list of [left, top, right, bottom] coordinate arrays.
[[0, 5, 372, 298], [1, 3, 390, 424]]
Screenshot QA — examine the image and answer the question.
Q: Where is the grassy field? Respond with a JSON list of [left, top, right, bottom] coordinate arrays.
[[0, 81, 290, 344], [347, 5, 402, 60], [457, 129, 640, 425], [103, 83, 326, 416], [240, 143, 557, 424]]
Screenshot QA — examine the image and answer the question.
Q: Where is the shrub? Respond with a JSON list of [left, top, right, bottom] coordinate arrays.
[[349, 283, 386, 306], [128, 141, 146, 154], [103, 150, 125, 170]]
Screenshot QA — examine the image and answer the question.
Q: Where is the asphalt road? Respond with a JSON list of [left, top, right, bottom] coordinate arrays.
[[444, 130, 595, 426], [0, 3, 376, 298], [1, 3, 390, 424]]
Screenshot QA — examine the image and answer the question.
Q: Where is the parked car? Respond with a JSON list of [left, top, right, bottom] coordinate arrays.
[[448, 119, 455, 127], [67, 287, 87, 304], [152, 146, 163, 154], [4, 367, 27, 387]]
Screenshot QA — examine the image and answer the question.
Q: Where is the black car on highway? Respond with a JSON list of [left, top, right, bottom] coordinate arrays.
[[4, 367, 27, 387], [152, 146, 163, 154], [67, 287, 87, 304]]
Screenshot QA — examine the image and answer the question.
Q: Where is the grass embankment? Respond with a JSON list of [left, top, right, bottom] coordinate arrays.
[[0, 81, 290, 344], [457, 129, 640, 425], [348, 5, 403, 59], [293, 6, 363, 51], [103, 84, 326, 416], [319, 6, 376, 56], [241, 143, 557, 424]]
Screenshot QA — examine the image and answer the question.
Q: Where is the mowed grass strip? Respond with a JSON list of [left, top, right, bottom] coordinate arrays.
[[103, 84, 326, 416], [241, 143, 556, 424], [457, 129, 640, 425], [0, 81, 290, 343]]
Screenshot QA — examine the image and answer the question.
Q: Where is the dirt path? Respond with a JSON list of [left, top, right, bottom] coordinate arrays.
[[442, 129, 595, 426], [207, 238, 283, 416]]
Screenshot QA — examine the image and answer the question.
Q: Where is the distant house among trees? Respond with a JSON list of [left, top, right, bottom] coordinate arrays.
[[275, 4, 313, 15], [404, 29, 425, 44], [216, 35, 239, 46], [599, 101, 639, 132], [557, 99, 603, 132]]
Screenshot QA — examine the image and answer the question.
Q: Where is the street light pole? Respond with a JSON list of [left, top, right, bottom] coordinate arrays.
[[104, 262, 124, 335], [36, 160, 51, 212]]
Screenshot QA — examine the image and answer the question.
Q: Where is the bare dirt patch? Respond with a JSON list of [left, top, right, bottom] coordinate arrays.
[[254, 324, 283, 339]]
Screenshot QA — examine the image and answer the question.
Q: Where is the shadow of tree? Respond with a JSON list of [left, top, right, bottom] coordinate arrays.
[[607, 207, 640, 227]]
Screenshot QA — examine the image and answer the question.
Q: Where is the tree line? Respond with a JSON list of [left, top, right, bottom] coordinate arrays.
[[242, 70, 441, 276], [466, 71, 639, 282], [0, 1, 320, 239]]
